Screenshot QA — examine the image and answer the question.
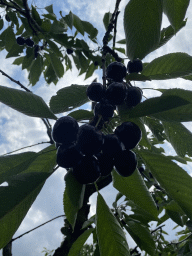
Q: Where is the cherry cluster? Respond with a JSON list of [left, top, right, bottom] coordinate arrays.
[[87, 61, 143, 128], [16, 36, 41, 58], [52, 115, 142, 184], [52, 61, 143, 184]]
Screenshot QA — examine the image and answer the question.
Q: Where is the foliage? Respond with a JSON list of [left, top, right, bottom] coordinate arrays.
[[0, 0, 192, 255]]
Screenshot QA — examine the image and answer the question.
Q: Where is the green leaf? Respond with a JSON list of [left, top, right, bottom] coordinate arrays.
[[126, 73, 151, 82], [50, 20, 67, 34], [142, 53, 192, 80], [166, 201, 185, 226], [22, 48, 34, 70], [68, 110, 94, 122], [77, 51, 89, 71], [155, 21, 187, 51], [12, 56, 24, 66], [163, 0, 190, 32], [0, 152, 38, 185], [96, 193, 130, 256], [68, 228, 94, 256], [32, 5, 42, 26], [0, 85, 57, 120], [63, 11, 73, 30], [50, 33, 71, 48], [64, 171, 85, 229], [0, 145, 56, 249], [127, 95, 189, 120], [28, 55, 43, 86], [124, 0, 162, 60], [85, 63, 96, 80], [49, 84, 89, 114], [0, 19, 4, 30], [116, 39, 126, 44], [50, 52, 64, 78], [5, 26, 16, 51], [7, 12, 18, 26], [124, 215, 156, 255], [103, 12, 112, 31], [81, 21, 98, 40], [41, 19, 51, 32], [73, 14, 84, 35], [47, 39, 62, 57], [112, 169, 158, 220], [45, 4, 53, 13], [162, 121, 192, 157], [138, 149, 192, 220], [143, 117, 165, 141], [6, 43, 24, 58]]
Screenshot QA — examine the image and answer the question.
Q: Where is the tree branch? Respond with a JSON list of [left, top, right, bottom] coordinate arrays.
[[11, 215, 65, 242]]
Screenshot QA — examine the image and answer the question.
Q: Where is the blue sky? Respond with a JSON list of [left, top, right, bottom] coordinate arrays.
[[1, 0, 192, 255]]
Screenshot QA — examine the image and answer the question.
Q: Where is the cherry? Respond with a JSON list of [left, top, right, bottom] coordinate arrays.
[[115, 122, 142, 150], [72, 155, 100, 184], [106, 62, 127, 82], [127, 59, 143, 73], [52, 116, 79, 146], [114, 150, 137, 177]]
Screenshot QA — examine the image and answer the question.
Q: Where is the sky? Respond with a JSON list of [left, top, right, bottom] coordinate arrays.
[[1, 0, 192, 255]]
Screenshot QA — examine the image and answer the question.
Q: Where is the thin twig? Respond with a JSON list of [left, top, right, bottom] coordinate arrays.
[[11, 215, 65, 242], [0, 69, 31, 92], [2, 141, 50, 156], [102, 0, 122, 88]]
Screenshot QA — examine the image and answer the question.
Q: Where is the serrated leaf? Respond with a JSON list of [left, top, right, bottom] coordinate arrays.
[[0, 85, 57, 119], [163, 0, 190, 32], [0, 145, 56, 249], [113, 169, 157, 220], [41, 19, 51, 32], [0, 152, 38, 185], [155, 20, 187, 51], [142, 53, 192, 80], [5, 26, 16, 51], [127, 93, 192, 123], [32, 5, 42, 26], [12, 56, 24, 65], [103, 12, 112, 31], [28, 55, 43, 86], [64, 171, 85, 229], [124, 0, 162, 60], [49, 84, 89, 114], [96, 193, 130, 256], [50, 20, 67, 34], [126, 73, 151, 81], [162, 121, 192, 157], [45, 4, 53, 13], [6, 43, 24, 58], [73, 14, 84, 35], [85, 63, 96, 80], [138, 149, 192, 220], [47, 40, 62, 57], [63, 11, 73, 29], [124, 216, 156, 255], [81, 21, 98, 40], [116, 39, 126, 44], [50, 52, 64, 78], [22, 48, 34, 70], [68, 110, 94, 122], [68, 228, 94, 256], [143, 117, 165, 141], [166, 200, 185, 226]]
